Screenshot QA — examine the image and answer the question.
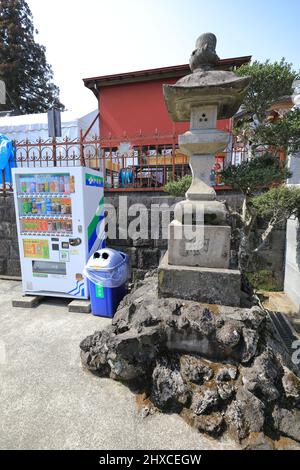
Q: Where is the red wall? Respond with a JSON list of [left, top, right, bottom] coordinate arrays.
[[99, 77, 231, 145]]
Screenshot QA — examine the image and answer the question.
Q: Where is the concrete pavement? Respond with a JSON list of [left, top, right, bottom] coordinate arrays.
[[0, 280, 238, 450]]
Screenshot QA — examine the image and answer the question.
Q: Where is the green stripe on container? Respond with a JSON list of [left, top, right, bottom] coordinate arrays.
[[88, 196, 105, 239]]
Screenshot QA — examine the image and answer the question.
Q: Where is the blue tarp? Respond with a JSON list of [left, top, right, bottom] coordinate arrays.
[[0, 134, 15, 185]]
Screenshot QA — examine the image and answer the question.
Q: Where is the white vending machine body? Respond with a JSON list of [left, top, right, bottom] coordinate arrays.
[[12, 167, 105, 299]]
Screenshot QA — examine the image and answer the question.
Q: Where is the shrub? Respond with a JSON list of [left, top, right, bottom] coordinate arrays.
[[164, 175, 192, 197]]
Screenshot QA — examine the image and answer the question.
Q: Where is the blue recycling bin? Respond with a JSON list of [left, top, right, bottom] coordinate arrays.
[[84, 248, 129, 318]]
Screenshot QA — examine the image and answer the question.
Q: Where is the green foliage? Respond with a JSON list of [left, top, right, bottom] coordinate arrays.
[[253, 108, 300, 152], [246, 270, 281, 292], [164, 175, 192, 197], [235, 58, 297, 122], [0, 0, 64, 113], [252, 185, 300, 223], [221, 153, 290, 196]]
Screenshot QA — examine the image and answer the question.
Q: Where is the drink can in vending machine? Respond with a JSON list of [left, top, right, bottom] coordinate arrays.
[[21, 180, 27, 193], [23, 199, 29, 214], [59, 176, 65, 193], [44, 178, 49, 192], [27, 199, 32, 214], [46, 198, 52, 215], [41, 220, 48, 231], [64, 175, 70, 193], [69, 176, 75, 193], [30, 179, 36, 193], [36, 200, 42, 214], [61, 200, 66, 214], [50, 178, 56, 193], [32, 198, 37, 214], [39, 177, 45, 193], [54, 177, 60, 193]]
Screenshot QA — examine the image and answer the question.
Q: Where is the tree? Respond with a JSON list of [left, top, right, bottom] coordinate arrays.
[[234, 59, 300, 154], [235, 58, 297, 124], [252, 185, 300, 252], [252, 108, 300, 153], [0, 0, 64, 114], [221, 154, 293, 271]]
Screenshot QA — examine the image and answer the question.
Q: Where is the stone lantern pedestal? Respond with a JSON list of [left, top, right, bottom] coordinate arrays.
[[158, 33, 250, 306]]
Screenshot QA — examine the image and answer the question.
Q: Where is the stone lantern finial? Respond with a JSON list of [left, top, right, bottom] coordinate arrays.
[[190, 32, 220, 72]]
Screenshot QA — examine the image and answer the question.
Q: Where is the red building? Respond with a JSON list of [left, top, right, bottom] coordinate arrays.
[[84, 56, 251, 190]]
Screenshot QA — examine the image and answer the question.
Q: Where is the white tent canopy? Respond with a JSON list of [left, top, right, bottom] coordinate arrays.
[[0, 109, 99, 143]]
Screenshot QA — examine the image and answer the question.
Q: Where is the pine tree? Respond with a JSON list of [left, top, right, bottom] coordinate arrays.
[[0, 0, 64, 114]]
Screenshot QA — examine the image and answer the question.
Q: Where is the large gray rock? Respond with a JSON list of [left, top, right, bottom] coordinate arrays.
[[151, 356, 190, 411], [180, 355, 214, 384], [216, 322, 242, 352], [217, 382, 235, 400], [241, 349, 283, 403], [216, 366, 238, 382], [242, 432, 275, 450], [226, 388, 265, 441], [191, 388, 220, 415], [282, 367, 300, 402], [240, 328, 259, 363], [272, 406, 300, 442], [80, 273, 300, 445], [194, 412, 224, 437]]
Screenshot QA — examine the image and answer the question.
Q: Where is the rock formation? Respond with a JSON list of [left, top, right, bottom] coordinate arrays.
[[80, 274, 300, 449]]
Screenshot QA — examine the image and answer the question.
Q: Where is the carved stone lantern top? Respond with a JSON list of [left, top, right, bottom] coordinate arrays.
[[163, 33, 250, 121]]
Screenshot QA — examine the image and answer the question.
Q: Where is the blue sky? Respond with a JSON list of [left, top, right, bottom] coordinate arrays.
[[27, 0, 300, 114]]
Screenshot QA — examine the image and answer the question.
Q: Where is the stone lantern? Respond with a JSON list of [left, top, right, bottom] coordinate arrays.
[[158, 33, 250, 306]]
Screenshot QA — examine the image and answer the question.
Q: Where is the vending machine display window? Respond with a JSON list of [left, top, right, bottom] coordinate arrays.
[[16, 172, 74, 236], [17, 173, 75, 195]]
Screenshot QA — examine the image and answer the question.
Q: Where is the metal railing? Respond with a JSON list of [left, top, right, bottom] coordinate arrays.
[[0, 132, 284, 194]]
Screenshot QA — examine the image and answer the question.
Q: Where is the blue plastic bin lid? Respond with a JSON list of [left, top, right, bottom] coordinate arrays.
[[86, 248, 126, 271]]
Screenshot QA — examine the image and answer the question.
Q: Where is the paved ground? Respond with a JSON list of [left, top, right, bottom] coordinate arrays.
[[0, 280, 238, 450]]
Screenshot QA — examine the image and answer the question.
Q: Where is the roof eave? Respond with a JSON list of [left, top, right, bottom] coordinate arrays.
[[83, 56, 252, 91]]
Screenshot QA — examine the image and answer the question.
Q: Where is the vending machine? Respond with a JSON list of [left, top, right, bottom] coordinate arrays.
[[12, 167, 105, 299]]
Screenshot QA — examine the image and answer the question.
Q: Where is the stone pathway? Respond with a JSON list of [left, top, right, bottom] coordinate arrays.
[[0, 280, 238, 450]]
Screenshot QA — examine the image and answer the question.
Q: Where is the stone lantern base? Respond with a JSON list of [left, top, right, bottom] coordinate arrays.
[[158, 252, 241, 307]]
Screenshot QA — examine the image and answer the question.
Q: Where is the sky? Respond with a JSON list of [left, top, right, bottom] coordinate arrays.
[[27, 0, 300, 115]]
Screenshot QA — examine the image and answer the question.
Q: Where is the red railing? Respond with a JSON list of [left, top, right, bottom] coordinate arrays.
[[0, 132, 282, 194]]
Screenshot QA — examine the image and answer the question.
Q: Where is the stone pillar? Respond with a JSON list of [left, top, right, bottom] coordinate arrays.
[[158, 33, 250, 306]]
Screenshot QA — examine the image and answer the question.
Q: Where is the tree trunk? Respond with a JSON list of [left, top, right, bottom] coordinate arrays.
[[238, 227, 251, 272], [253, 220, 276, 253]]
